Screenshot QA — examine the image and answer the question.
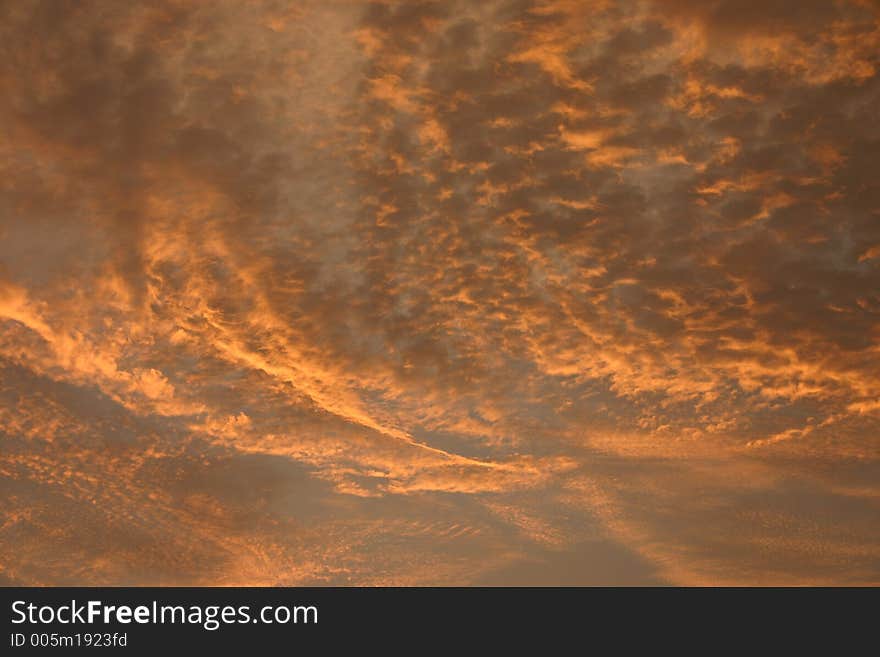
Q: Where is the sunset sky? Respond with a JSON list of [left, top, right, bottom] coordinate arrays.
[[1, 0, 879, 585]]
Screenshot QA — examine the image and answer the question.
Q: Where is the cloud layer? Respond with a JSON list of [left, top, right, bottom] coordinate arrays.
[[1, 0, 879, 585]]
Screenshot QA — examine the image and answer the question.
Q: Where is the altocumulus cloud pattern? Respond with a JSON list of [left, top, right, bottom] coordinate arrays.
[[1, 0, 879, 585]]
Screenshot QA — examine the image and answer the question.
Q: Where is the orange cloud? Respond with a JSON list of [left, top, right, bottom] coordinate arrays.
[[1, 0, 879, 586]]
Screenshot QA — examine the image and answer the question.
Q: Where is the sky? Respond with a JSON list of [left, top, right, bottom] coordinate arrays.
[[1, 0, 879, 586]]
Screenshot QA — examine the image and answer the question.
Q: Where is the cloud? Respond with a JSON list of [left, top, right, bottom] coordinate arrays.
[[1, 0, 878, 585]]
